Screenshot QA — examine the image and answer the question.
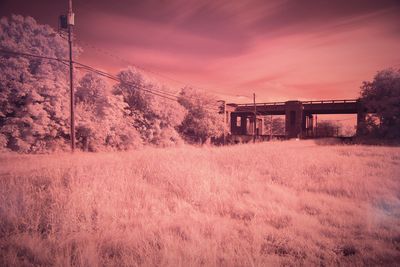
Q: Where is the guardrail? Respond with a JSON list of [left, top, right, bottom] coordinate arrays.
[[302, 99, 358, 104], [228, 99, 358, 107], [232, 102, 286, 107]]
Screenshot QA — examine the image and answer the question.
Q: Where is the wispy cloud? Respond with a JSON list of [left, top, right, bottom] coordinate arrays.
[[2, 0, 399, 101]]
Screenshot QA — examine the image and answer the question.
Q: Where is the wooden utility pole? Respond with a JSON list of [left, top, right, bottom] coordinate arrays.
[[270, 114, 273, 140], [67, 0, 75, 151], [218, 100, 227, 145], [253, 93, 256, 143], [223, 101, 226, 145]]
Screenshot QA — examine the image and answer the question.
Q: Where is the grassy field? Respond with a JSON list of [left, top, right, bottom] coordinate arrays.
[[1, 140, 400, 266]]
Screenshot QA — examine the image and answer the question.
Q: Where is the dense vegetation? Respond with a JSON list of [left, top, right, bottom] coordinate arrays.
[[0, 15, 224, 153]]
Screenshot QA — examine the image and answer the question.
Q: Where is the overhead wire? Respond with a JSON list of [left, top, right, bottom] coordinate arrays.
[[75, 63, 180, 101], [1, 36, 230, 106], [76, 40, 190, 86], [75, 62, 180, 97], [76, 64, 222, 112], [0, 49, 69, 63], [0, 49, 222, 112], [74, 39, 234, 98], [0, 48, 221, 112], [0, 49, 182, 101], [74, 63, 223, 112]]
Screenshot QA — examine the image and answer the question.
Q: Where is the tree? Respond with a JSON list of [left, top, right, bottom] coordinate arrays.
[[316, 121, 340, 137], [75, 72, 142, 151], [0, 15, 72, 152], [178, 87, 225, 144], [113, 67, 186, 146], [263, 116, 285, 136], [360, 68, 400, 139]]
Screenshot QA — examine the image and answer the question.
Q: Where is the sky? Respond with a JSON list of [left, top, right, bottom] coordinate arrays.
[[1, 0, 400, 104]]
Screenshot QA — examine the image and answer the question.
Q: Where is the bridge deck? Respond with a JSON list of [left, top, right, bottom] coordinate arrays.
[[227, 99, 360, 115], [303, 100, 358, 114]]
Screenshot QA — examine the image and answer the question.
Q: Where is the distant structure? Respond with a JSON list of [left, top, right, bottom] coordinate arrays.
[[224, 99, 366, 141]]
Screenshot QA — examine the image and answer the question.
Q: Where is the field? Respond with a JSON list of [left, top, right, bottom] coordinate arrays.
[[1, 140, 400, 266]]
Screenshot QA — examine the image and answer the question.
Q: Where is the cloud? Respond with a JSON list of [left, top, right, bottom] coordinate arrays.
[[3, 0, 399, 100]]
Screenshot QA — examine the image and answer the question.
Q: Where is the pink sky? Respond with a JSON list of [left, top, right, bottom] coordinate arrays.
[[1, 0, 400, 103]]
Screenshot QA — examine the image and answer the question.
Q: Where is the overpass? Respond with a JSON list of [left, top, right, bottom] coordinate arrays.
[[225, 99, 366, 139]]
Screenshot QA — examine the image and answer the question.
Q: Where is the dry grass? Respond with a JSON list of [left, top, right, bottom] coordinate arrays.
[[1, 140, 400, 266]]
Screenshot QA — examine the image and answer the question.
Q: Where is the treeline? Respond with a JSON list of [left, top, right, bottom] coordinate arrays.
[[0, 15, 224, 152]]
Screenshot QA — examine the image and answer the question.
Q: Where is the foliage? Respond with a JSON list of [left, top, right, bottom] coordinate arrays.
[[75, 72, 142, 151], [0, 15, 189, 152], [315, 121, 340, 137], [264, 116, 285, 136], [113, 67, 186, 147], [0, 15, 72, 152], [0, 133, 8, 151], [178, 87, 225, 144], [360, 68, 400, 139]]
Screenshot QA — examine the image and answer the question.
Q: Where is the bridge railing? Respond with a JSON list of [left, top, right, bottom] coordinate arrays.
[[302, 99, 358, 104], [232, 102, 286, 107], [228, 99, 358, 107]]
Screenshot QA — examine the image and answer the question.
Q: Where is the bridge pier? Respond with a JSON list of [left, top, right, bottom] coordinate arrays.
[[356, 102, 366, 136], [304, 114, 314, 137], [230, 113, 248, 135], [285, 101, 304, 138]]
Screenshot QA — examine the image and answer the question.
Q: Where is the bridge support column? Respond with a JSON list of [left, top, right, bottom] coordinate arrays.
[[302, 113, 307, 137], [304, 114, 314, 137], [356, 101, 366, 136], [230, 113, 248, 135], [285, 101, 304, 138], [249, 117, 263, 136], [356, 110, 367, 136]]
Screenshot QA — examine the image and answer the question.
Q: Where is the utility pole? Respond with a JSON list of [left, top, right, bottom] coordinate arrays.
[[67, 0, 75, 151], [253, 93, 256, 143], [223, 100, 226, 145], [218, 100, 227, 145], [270, 114, 273, 140]]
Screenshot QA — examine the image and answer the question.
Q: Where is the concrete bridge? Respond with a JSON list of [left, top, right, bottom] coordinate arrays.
[[225, 99, 366, 139]]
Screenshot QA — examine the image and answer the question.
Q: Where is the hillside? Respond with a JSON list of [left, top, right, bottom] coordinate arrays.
[[1, 140, 399, 266]]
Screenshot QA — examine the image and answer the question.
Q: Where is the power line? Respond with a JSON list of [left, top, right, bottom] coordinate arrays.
[[75, 64, 222, 112], [74, 39, 234, 98], [74, 64, 223, 111], [0, 44, 227, 109], [75, 64, 180, 101], [76, 62, 223, 111], [0, 48, 222, 112], [0, 49, 69, 63], [0, 49, 180, 101], [73, 0, 168, 89], [76, 40, 190, 86]]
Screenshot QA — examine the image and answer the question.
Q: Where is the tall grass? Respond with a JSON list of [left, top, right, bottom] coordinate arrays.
[[1, 140, 399, 266]]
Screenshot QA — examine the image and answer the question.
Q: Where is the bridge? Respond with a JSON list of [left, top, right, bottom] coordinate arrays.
[[225, 99, 366, 139]]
